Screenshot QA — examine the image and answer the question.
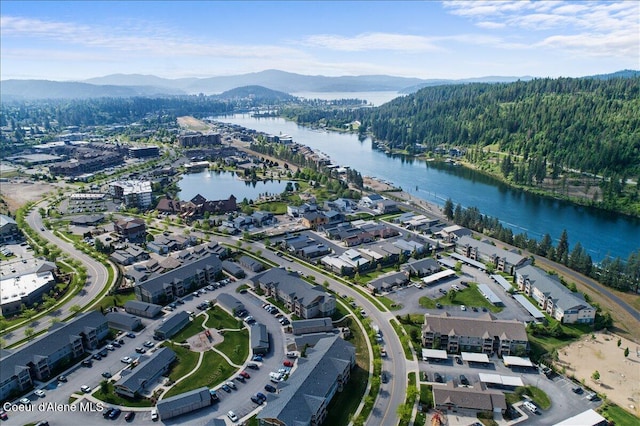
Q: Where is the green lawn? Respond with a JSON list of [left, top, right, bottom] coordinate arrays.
[[507, 386, 551, 410], [165, 342, 200, 383], [215, 330, 249, 365], [171, 316, 206, 343], [96, 292, 137, 311], [599, 404, 640, 426], [164, 350, 235, 398], [206, 306, 242, 329], [419, 284, 502, 313], [391, 318, 414, 360]]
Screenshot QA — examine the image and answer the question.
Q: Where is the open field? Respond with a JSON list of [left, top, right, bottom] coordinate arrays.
[[0, 181, 59, 213], [557, 331, 640, 418]]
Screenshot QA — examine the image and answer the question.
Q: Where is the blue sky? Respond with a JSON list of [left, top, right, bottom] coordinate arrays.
[[1, 1, 638, 81]]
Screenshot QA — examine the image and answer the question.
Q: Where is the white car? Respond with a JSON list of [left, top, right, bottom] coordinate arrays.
[[19, 397, 31, 405], [121, 356, 133, 364], [143, 341, 154, 348], [80, 385, 91, 393], [34, 390, 45, 397], [106, 344, 115, 351], [151, 409, 158, 421], [227, 411, 238, 422], [460, 305, 467, 311], [226, 381, 236, 390]]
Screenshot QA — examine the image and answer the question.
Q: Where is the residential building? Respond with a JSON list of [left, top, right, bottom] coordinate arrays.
[[128, 146, 159, 158], [253, 268, 336, 319], [367, 271, 409, 294], [515, 265, 596, 324], [257, 335, 355, 426], [440, 225, 473, 242], [238, 255, 264, 272], [105, 312, 142, 331], [114, 347, 176, 398], [154, 311, 190, 340], [421, 312, 529, 356], [359, 194, 384, 208], [456, 235, 530, 275], [401, 258, 441, 278], [432, 381, 507, 416], [0, 311, 108, 401], [113, 217, 146, 242], [375, 199, 399, 214], [222, 260, 245, 278], [109, 180, 152, 209], [291, 318, 334, 336], [134, 254, 221, 305], [301, 211, 328, 230], [216, 293, 244, 315], [0, 214, 19, 242], [124, 300, 163, 318], [156, 387, 213, 420], [251, 323, 270, 355], [177, 132, 221, 147]]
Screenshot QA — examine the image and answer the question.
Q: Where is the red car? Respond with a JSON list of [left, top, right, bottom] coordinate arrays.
[[240, 371, 251, 379], [283, 360, 293, 367]]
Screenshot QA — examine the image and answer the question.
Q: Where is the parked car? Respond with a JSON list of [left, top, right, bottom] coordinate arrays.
[[34, 390, 45, 397], [250, 395, 262, 405], [82, 359, 93, 367], [265, 384, 276, 393], [460, 305, 467, 311], [143, 341, 154, 348], [247, 363, 259, 370], [103, 408, 114, 419], [102, 372, 112, 378], [286, 351, 298, 358], [240, 371, 251, 379], [381, 372, 389, 383], [121, 356, 133, 364], [0, 409, 7, 420], [135, 347, 146, 354], [252, 355, 263, 362], [235, 375, 245, 382], [572, 385, 584, 394], [106, 344, 115, 351], [455, 356, 462, 365], [126, 332, 136, 338], [283, 360, 293, 367], [151, 409, 158, 421], [124, 411, 135, 421], [109, 408, 121, 419], [459, 375, 469, 385], [434, 373, 443, 383], [111, 341, 121, 348], [523, 401, 539, 414], [256, 392, 267, 402], [226, 381, 236, 390], [227, 410, 239, 422], [19, 398, 31, 405], [58, 375, 67, 382], [80, 385, 91, 393], [221, 384, 232, 393]]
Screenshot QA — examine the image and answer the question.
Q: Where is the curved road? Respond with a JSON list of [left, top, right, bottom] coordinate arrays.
[[1, 201, 110, 347]]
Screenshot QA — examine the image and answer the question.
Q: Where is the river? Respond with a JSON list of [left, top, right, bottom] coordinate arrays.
[[215, 113, 640, 262]]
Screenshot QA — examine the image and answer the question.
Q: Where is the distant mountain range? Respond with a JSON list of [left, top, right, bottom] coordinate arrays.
[[1, 69, 638, 100]]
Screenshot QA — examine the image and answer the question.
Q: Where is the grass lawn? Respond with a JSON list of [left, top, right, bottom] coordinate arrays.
[[164, 350, 235, 398], [420, 384, 433, 409], [215, 329, 249, 365], [93, 381, 154, 407], [171, 316, 206, 343], [507, 386, 551, 410], [96, 292, 137, 311], [331, 301, 351, 320], [599, 404, 640, 426], [377, 295, 402, 310], [206, 306, 242, 329], [420, 284, 502, 313], [391, 318, 414, 360], [164, 342, 200, 383]]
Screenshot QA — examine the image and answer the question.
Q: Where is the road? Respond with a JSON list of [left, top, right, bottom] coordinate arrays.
[[1, 200, 110, 347]]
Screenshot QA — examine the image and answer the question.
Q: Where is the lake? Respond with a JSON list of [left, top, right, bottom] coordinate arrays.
[[215, 113, 640, 262], [178, 170, 291, 203]]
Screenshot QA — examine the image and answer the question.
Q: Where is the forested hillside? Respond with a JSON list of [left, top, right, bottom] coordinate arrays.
[[360, 77, 639, 177]]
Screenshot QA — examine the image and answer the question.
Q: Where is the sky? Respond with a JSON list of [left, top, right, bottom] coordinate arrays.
[[1, 1, 638, 81]]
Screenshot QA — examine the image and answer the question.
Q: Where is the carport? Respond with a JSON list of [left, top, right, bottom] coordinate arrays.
[[513, 295, 546, 321], [422, 348, 448, 362], [461, 352, 490, 364], [422, 269, 456, 286], [450, 253, 487, 270], [478, 373, 524, 389], [502, 355, 534, 367]]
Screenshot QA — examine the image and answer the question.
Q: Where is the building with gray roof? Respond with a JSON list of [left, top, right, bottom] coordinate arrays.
[[156, 386, 213, 420], [124, 300, 163, 318], [456, 235, 530, 275], [0, 214, 19, 242], [433, 381, 507, 415], [516, 265, 595, 324], [134, 253, 221, 305], [115, 347, 176, 398], [251, 323, 270, 355], [105, 311, 142, 331], [401, 258, 441, 278], [257, 335, 355, 426], [367, 271, 409, 294], [222, 260, 245, 278], [422, 312, 529, 356], [0, 311, 108, 400], [216, 293, 245, 315], [291, 318, 334, 336], [253, 268, 335, 319], [154, 311, 190, 340]]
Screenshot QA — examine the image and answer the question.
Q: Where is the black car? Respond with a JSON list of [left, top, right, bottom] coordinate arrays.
[[103, 408, 114, 418], [459, 375, 469, 385], [434, 373, 443, 383], [124, 412, 135, 422], [264, 384, 276, 393], [58, 375, 68, 382], [247, 363, 259, 370], [92, 354, 102, 360], [81, 359, 93, 367], [101, 372, 112, 378], [455, 356, 462, 365], [126, 332, 136, 338], [109, 408, 121, 419], [251, 395, 262, 404], [572, 386, 583, 394], [381, 372, 389, 383]]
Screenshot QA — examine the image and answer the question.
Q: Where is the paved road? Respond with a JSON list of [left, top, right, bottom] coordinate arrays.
[[1, 200, 110, 347]]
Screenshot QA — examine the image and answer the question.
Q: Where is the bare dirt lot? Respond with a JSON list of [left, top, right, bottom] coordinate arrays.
[[0, 181, 60, 213], [177, 116, 212, 132], [557, 331, 640, 417]]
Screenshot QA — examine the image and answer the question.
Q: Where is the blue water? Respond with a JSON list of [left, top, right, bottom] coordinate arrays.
[[215, 114, 640, 262], [178, 170, 292, 203]]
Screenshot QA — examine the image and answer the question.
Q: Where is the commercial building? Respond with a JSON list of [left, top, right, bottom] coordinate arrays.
[[0, 261, 57, 316], [515, 265, 596, 324], [154, 311, 190, 340], [128, 146, 160, 158], [0, 311, 108, 401], [156, 387, 213, 420], [422, 312, 529, 356], [257, 335, 355, 426], [114, 347, 176, 398], [134, 254, 221, 305], [113, 217, 146, 242], [252, 268, 336, 319], [109, 180, 153, 209]]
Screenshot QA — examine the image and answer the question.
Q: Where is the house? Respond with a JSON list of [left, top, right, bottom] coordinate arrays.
[[156, 387, 213, 420], [393, 239, 427, 255], [134, 254, 222, 305], [109, 244, 149, 265], [367, 271, 409, 294], [124, 300, 163, 318], [359, 194, 384, 208], [253, 268, 336, 319], [222, 260, 245, 278], [114, 347, 176, 398], [105, 312, 142, 331], [287, 202, 317, 218], [257, 335, 355, 426], [402, 258, 441, 278], [456, 235, 530, 275], [324, 210, 344, 225], [113, 217, 146, 242], [291, 318, 334, 335], [432, 381, 507, 416], [0, 214, 19, 241], [216, 293, 245, 316], [251, 323, 270, 355], [301, 211, 328, 230], [0, 311, 108, 401], [375, 199, 399, 214], [252, 211, 274, 227], [515, 265, 595, 324], [299, 244, 331, 259], [154, 311, 191, 340], [422, 312, 529, 356], [440, 225, 473, 242]]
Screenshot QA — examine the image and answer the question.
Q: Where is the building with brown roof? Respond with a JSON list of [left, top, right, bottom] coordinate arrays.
[[432, 381, 507, 415], [113, 217, 146, 242], [421, 312, 529, 356]]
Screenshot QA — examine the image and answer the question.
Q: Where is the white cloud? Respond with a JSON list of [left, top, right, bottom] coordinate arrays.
[[302, 32, 442, 52], [476, 21, 507, 29]]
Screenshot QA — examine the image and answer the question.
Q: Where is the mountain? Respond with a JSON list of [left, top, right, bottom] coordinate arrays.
[[0, 79, 186, 100], [214, 85, 296, 102], [585, 69, 640, 80], [400, 75, 535, 94]]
